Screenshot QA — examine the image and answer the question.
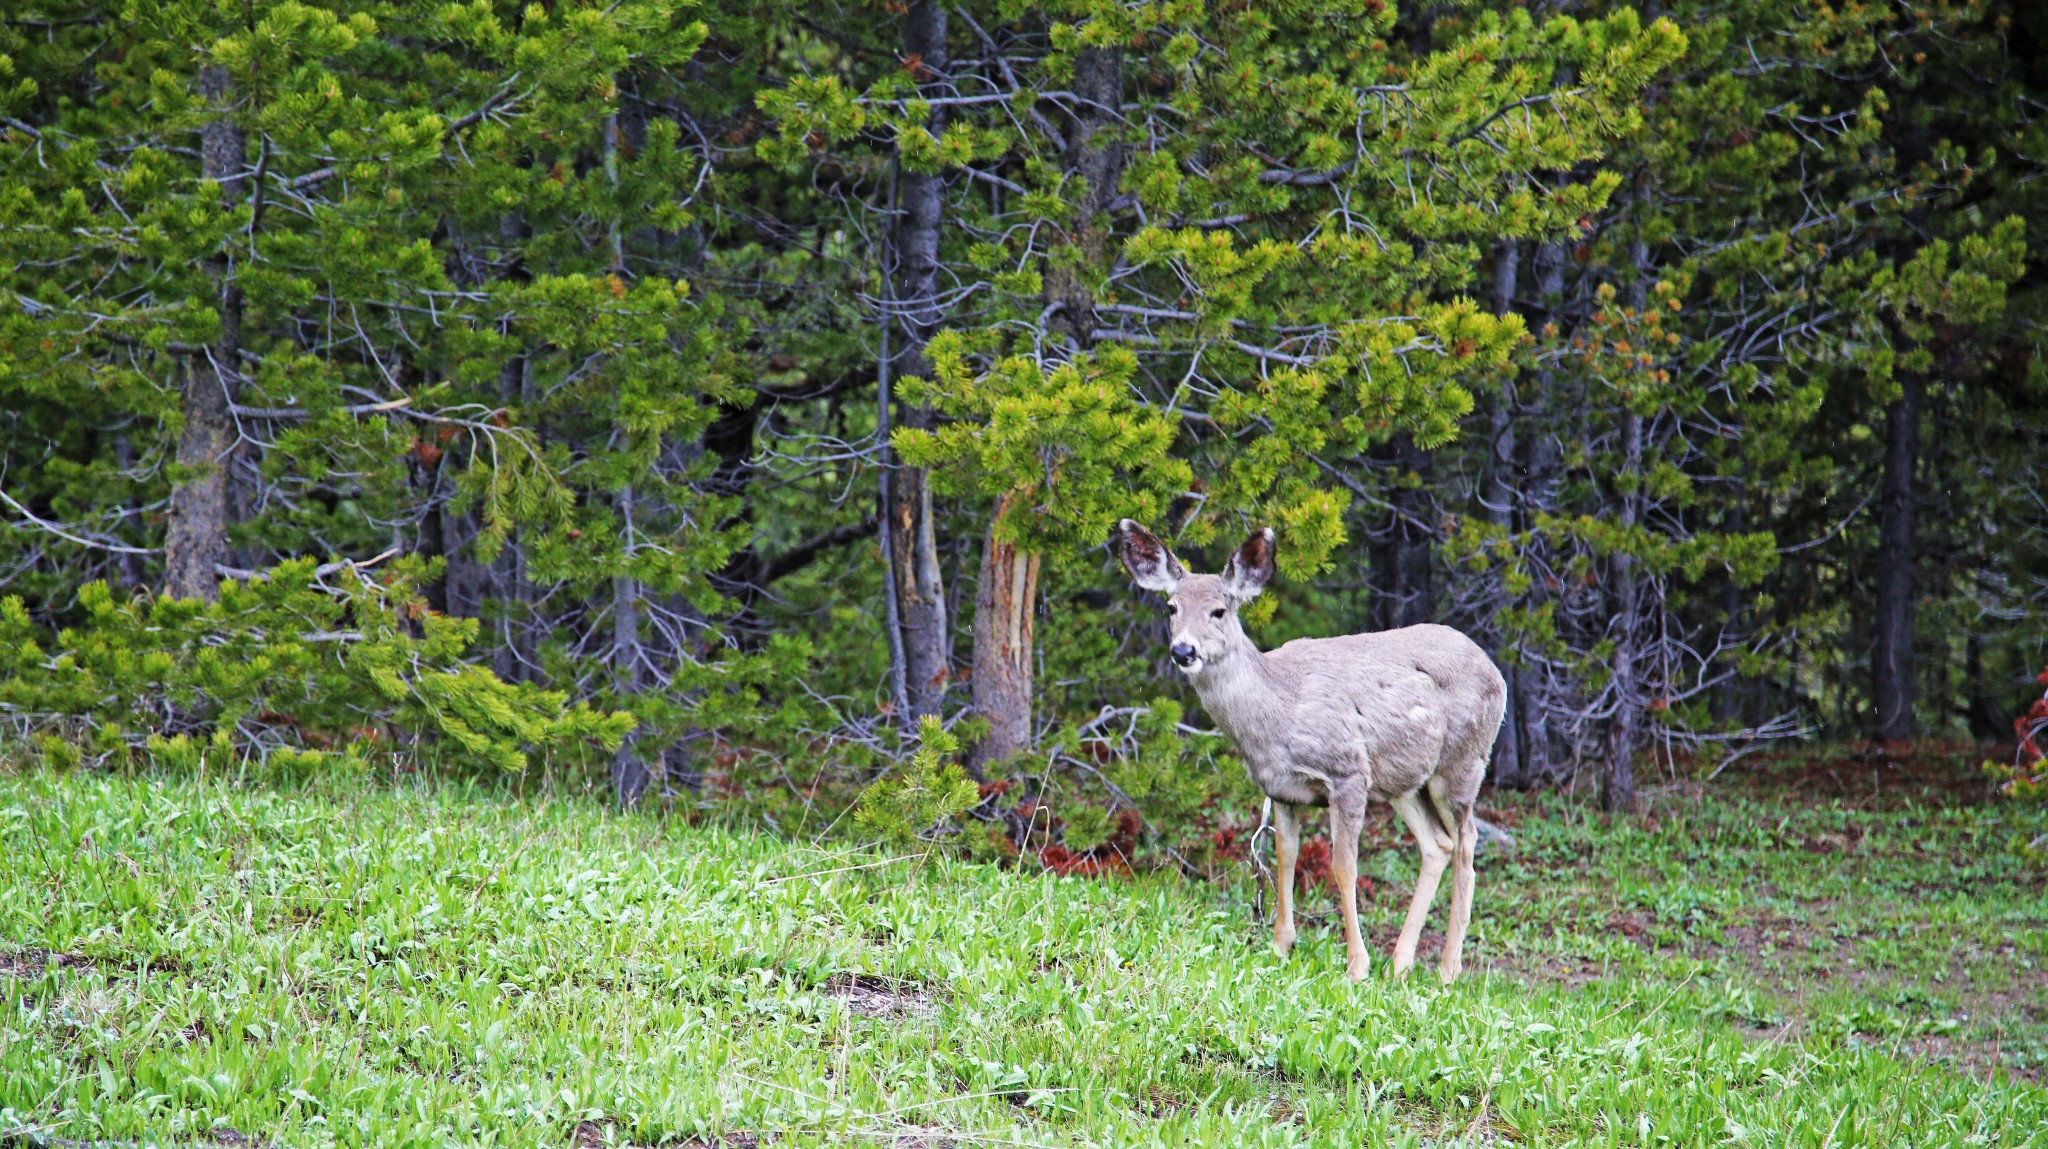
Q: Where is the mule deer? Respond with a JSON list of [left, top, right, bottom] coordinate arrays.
[[1114, 520, 1506, 983]]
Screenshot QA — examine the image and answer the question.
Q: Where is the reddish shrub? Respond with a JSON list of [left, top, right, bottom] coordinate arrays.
[[1291, 836, 1375, 900]]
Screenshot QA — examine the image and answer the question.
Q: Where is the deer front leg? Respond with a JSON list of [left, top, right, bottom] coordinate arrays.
[[1331, 785, 1369, 982], [1271, 801, 1299, 957]]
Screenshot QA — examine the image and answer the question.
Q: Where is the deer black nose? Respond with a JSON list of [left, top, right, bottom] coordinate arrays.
[[1170, 642, 1198, 666]]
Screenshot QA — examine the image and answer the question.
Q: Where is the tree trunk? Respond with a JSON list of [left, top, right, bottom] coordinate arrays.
[[416, 455, 450, 614], [1604, 225, 1652, 814], [970, 494, 1041, 769], [602, 92, 652, 804], [885, 0, 953, 721], [1712, 498, 1746, 726], [1484, 238, 1523, 786], [886, 443, 950, 715], [1604, 406, 1643, 813], [1964, 633, 2009, 739], [611, 482, 650, 807], [164, 65, 244, 602], [1513, 240, 1569, 785], [1872, 369, 1921, 742], [964, 39, 1122, 762], [1371, 437, 1434, 631], [113, 434, 148, 591], [492, 211, 538, 684], [1044, 44, 1123, 351]]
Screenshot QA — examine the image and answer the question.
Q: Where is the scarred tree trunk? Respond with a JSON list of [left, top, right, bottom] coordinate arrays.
[[886, 0, 953, 721], [1872, 368, 1921, 742], [164, 65, 244, 601], [968, 41, 1122, 765], [971, 494, 1041, 766]]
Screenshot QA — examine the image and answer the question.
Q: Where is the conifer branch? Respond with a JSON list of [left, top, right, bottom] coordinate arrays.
[[0, 489, 159, 556]]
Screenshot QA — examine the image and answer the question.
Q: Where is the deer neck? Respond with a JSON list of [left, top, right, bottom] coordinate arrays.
[[1189, 628, 1293, 739]]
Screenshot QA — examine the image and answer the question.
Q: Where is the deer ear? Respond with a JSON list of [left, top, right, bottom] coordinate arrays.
[[1222, 527, 1277, 601], [1114, 519, 1185, 593]]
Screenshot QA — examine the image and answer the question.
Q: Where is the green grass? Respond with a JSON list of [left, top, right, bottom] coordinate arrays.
[[2, 760, 2044, 1148]]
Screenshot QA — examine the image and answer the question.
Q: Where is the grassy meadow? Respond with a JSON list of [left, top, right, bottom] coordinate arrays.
[[1, 753, 2043, 1147]]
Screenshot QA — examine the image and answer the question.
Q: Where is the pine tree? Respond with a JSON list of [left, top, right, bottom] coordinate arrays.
[[0, 1, 780, 783]]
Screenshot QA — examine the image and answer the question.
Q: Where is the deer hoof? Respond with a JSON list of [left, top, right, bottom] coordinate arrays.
[[1272, 931, 1296, 959], [1346, 955, 1370, 982]]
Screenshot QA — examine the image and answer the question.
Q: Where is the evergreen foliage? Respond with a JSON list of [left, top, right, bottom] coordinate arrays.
[[852, 714, 981, 846], [1, 1, 2044, 853], [0, 558, 631, 773]]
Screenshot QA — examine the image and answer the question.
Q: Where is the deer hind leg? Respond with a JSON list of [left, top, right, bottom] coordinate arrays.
[[1389, 789, 1453, 977], [1271, 801, 1300, 958], [1429, 783, 1478, 984]]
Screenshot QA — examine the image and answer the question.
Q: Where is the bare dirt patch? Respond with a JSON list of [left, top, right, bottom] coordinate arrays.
[[1397, 1097, 1521, 1147], [593, 1126, 963, 1148], [825, 973, 939, 1021], [1604, 911, 1655, 951], [864, 1125, 972, 1147], [1711, 740, 2005, 810], [0, 948, 185, 980], [0, 1125, 268, 1148], [0, 950, 86, 978], [1478, 950, 1610, 990], [576, 1121, 762, 1148]]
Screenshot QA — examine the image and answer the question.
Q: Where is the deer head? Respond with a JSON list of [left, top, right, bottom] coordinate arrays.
[[1114, 519, 1276, 675]]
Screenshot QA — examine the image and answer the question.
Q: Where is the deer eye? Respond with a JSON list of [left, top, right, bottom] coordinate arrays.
[[1210, 607, 1227, 619], [1164, 602, 1178, 615]]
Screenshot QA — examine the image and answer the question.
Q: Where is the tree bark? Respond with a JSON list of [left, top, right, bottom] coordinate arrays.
[[611, 481, 651, 807], [1604, 406, 1643, 813], [1964, 633, 2009, 739], [493, 211, 538, 684], [1512, 240, 1569, 785], [1371, 437, 1435, 631], [1711, 498, 1746, 726], [1604, 225, 1652, 814], [885, 0, 953, 720], [965, 39, 1122, 763], [164, 65, 244, 602], [416, 454, 450, 614], [1484, 238, 1523, 786], [970, 494, 1041, 768], [1872, 368, 1921, 742], [1043, 45, 1123, 352], [113, 434, 149, 591]]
